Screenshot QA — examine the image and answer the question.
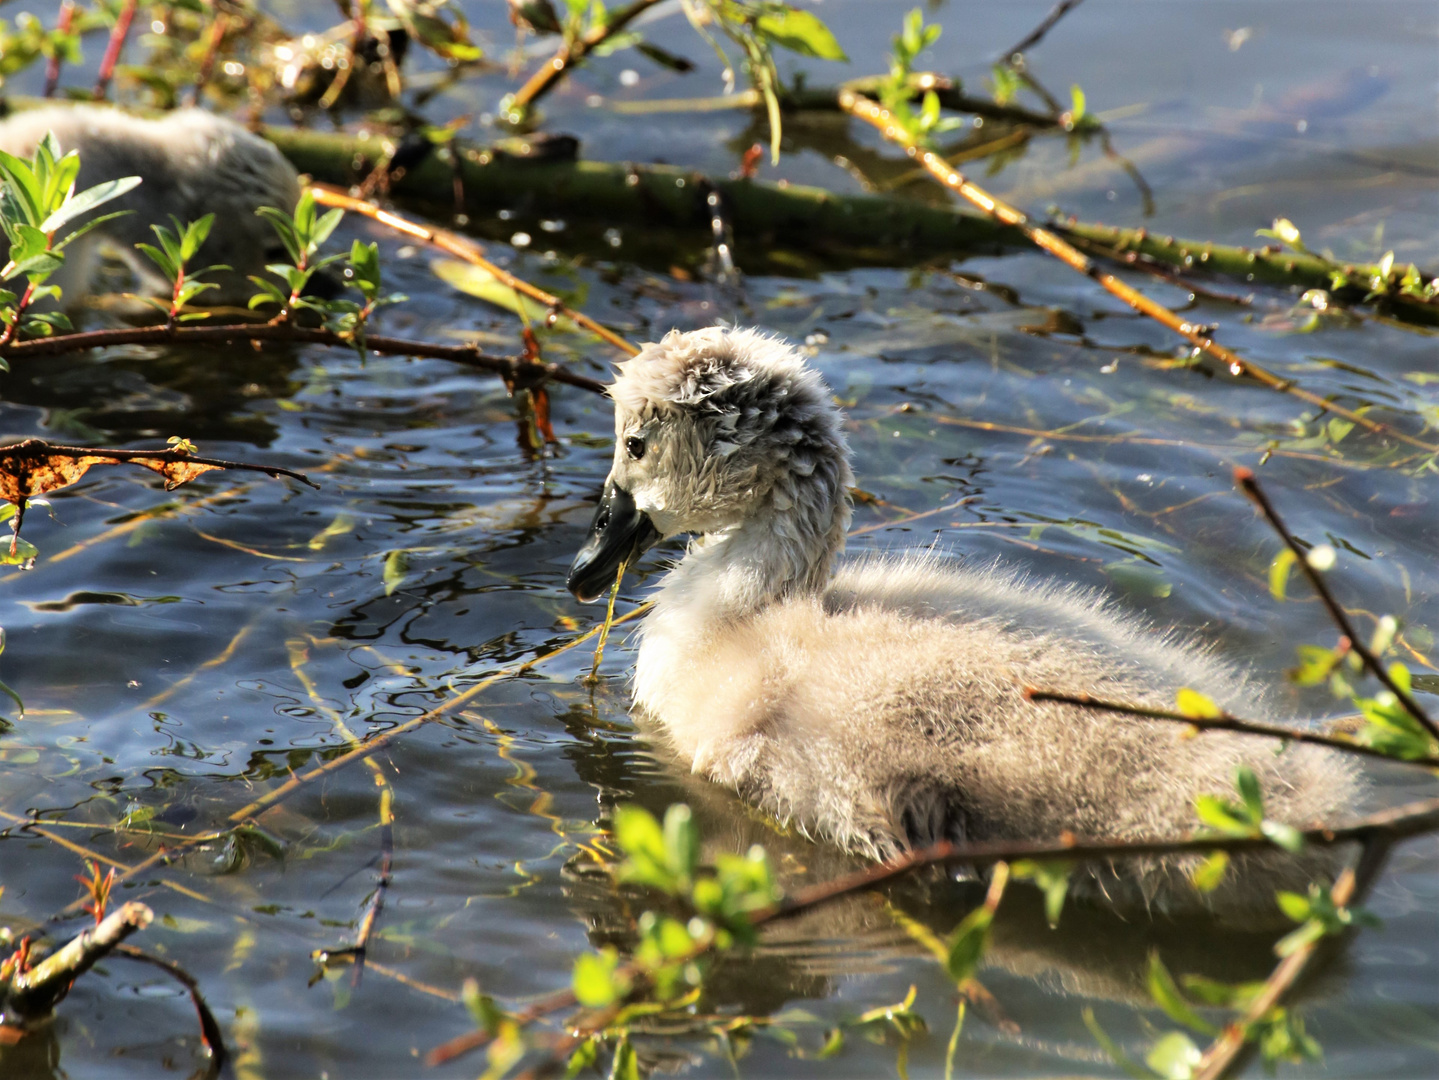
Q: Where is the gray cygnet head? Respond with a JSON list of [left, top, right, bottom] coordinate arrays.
[[569, 325, 854, 605], [0, 105, 302, 308]]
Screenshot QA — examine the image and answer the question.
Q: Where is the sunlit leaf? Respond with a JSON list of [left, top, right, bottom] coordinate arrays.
[[756, 8, 848, 61]]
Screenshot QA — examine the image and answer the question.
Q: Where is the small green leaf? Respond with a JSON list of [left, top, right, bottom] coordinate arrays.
[[1268, 548, 1296, 600], [944, 903, 994, 985], [1234, 767, 1264, 820], [382, 549, 410, 596], [1175, 688, 1222, 720], [1276, 890, 1312, 923], [1146, 953, 1218, 1035], [661, 802, 698, 882], [572, 948, 624, 1007], [39, 175, 141, 235], [1145, 1031, 1201, 1080], [1190, 851, 1229, 893], [756, 8, 848, 61]]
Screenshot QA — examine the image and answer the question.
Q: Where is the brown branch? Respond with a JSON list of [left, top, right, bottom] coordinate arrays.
[[307, 184, 638, 357], [0, 321, 608, 394], [424, 794, 1439, 1066], [50, 604, 654, 921], [1193, 837, 1394, 1080], [836, 89, 1438, 454], [113, 945, 227, 1070], [509, 0, 668, 116], [44, 1, 77, 98], [1002, 0, 1088, 59], [4, 902, 153, 1022], [186, 9, 231, 108], [1234, 467, 1439, 743], [1022, 687, 1439, 768], [92, 0, 138, 101]]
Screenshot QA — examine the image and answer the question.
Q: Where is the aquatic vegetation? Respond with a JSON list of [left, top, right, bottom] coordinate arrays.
[[0, 3, 1437, 1078]]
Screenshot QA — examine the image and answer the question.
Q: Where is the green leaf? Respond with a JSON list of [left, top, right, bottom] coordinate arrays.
[[756, 9, 849, 61], [1083, 1007, 1159, 1080], [1268, 548, 1296, 600], [1190, 851, 1229, 893], [1260, 820, 1305, 853], [39, 175, 141, 235], [382, 550, 410, 596], [572, 948, 624, 1007], [1289, 644, 1336, 687], [944, 903, 994, 985], [310, 206, 345, 252], [661, 802, 698, 882], [1234, 767, 1264, 820], [1276, 890, 1312, 923], [181, 213, 215, 262], [0, 147, 44, 226], [1274, 918, 1326, 957], [54, 209, 132, 252], [1069, 84, 1087, 124], [137, 242, 177, 282], [430, 259, 579, 330], [1175, 688, 1222, 720], [1145, 1031, 1201, 1080], [1146, 953, 1217, 1035], [1194, 795, 1253, 835]]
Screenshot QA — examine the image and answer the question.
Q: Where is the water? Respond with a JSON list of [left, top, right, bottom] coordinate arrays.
[[1, 2, 1436, 1076]]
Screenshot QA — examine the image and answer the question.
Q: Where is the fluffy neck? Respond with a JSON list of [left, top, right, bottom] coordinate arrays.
[[650, 482, 850, 632]]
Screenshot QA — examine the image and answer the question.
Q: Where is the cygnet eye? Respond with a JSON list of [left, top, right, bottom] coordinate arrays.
[[625, 435, 646, 460]]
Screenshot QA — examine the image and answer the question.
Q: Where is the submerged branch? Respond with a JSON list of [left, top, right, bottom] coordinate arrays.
[[837, 89, 1438, 452], [50, 605, 654, 921], [113, 945, 227, 1069], [251, 120, 1437, 325]]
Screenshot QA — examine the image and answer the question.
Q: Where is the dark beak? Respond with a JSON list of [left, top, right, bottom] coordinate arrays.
[[567, 480, 660, 602]]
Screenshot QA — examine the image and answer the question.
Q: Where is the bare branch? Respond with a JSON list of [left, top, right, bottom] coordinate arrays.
[[3, 902, 153, 1023], [836, 89, 1438, 453], [1023, 687, 1439, 768], [1235, 467, 1439, 743]]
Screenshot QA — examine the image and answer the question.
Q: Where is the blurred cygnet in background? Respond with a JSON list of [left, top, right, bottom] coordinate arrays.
[[0, 105, 302, 308]]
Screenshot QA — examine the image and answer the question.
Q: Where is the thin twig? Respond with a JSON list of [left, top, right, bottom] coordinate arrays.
[[423, 794, 1439, 1065], [186, 8, 230, 107], [1002, 0, 1088, 59], [1234, 467, 1439, 742], [0, 321, 608, 394], [307, 184, 638, 356], [92, 0, 138, 101], [1192, 838, 1394, 1080], [113, 944, 227, 1071], [509, 0, 669, 115], [836, 90, 1437, 453], [49, 604, 654, 920], [44, 1, 77, 98], [1022, 687, 1439, 768]]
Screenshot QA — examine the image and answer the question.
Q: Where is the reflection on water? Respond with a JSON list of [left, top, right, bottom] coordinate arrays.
[[2, 1, 1437, 1077]]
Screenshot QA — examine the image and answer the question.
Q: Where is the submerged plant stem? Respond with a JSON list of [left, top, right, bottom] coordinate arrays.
[[587, 561, 628, 684], [838, 88, 1438, 452]]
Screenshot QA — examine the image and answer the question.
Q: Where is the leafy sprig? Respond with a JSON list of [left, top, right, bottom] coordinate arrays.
[[0, 131, 139, 345], [136, 213, 229, 323]]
